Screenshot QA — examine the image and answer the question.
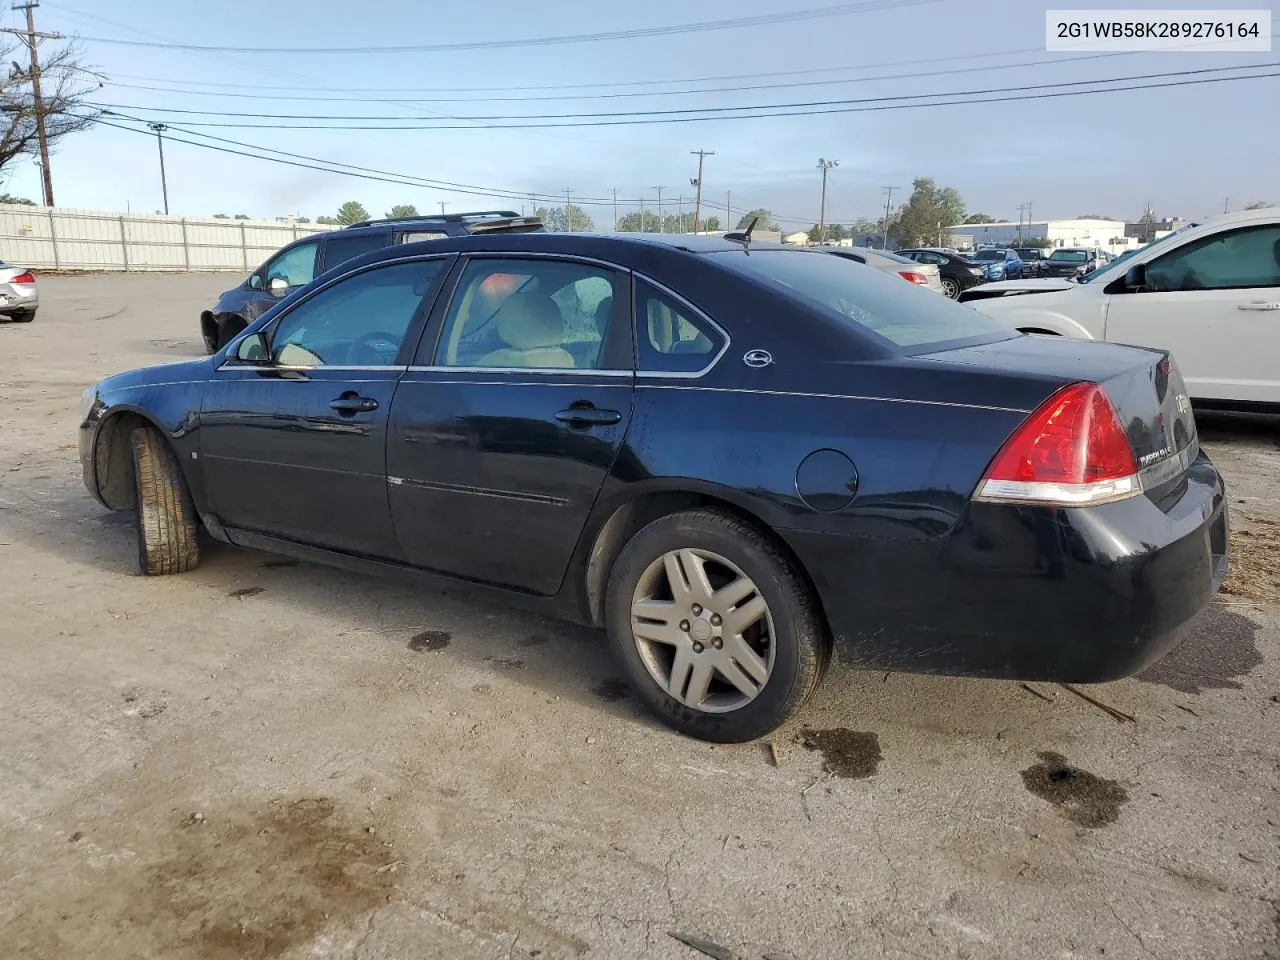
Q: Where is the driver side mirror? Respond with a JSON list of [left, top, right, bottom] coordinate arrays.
[[1123, 263, 1149, 292], [268, 276, 289, 296], [234, 331, 271, 363]]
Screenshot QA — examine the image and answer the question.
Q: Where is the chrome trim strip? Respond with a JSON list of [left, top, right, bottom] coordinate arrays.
[[638, 383, 1029, 414], [387, 475, 570, 506], [1138, 438, 1201, 489], [975, 475, 1142, 507], [403, 365, 630, 377], [216, 363, 408, 373], [631, 272, 731, 380], [399, 376, 630, 389]]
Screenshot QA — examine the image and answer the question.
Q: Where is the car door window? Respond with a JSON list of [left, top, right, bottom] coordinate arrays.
[[433, 258, 626, 370], [260, 240, 320, 290], [322, 231, 391, 271], [635, 280, 726, 374], [269, 259, 445, 368], [399, 231, 449, 243], [917, 252, 946, 265], [1145, 225, 1280, 292]]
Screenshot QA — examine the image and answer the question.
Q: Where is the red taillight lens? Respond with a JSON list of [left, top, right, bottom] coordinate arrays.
[[11, 270, 34, 284], [899, 271, 930, 286], [976, 382, 1140, 506]]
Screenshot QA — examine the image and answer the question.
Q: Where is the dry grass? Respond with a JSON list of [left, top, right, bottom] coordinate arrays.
[[1221, 515, 1280, 604]]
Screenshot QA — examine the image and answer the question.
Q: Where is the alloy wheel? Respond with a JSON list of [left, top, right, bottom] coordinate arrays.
[[630, 548, 775, 713], [942, 278, 960, 299]]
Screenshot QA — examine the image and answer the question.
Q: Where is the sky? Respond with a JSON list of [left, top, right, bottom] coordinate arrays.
[[1, 0, 1276, 229]]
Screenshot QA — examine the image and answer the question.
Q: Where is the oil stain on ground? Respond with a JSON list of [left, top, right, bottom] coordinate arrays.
[[797, 728, 882, 779], [225, 586, 264, 599], [1138, 608, 1262, 694], [518, 634, 550, 648], [592, 679, 630, 702], [407, 630, 450, 652], [1021, 751, 1128, 828]]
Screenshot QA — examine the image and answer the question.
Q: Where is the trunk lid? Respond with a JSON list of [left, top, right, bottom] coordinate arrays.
[[920, 335, 1199, 495]]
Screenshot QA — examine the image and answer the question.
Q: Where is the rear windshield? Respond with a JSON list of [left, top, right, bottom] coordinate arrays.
[[868, 249, 915, 265], [712, 249, 1013, 350], [1048, 249, 1089, 262], [970, 250, 1004, 261]]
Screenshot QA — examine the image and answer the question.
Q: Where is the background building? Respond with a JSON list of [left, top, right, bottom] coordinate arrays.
[[947, 218, 1138, 254]]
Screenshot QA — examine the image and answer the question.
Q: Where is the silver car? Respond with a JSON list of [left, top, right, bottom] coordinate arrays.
[[0, 261, 38, 322], [827, 247, 946, 295]]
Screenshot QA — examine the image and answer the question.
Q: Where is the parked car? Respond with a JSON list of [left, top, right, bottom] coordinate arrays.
[[1040, 247, 1108, 278], [1012, 247, 1049, 275], [81, 232, 1228, 742], [0, 261, 38, 322], [959, 207, 1280, 408], [896, 248, 994, 298], [200, 210, 545, 352], [826, 247, 945, 294], [968, 247, 1026, 279]]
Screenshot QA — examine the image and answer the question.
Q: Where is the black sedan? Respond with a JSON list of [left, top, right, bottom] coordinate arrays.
[[895, 248, 993, 298], [79, 232, 1228, 742]]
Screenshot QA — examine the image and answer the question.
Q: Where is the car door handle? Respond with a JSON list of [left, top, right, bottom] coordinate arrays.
[[555, 404, 622, 427], [329, 395, 379, 413], [1238, 301, 1280, 311]]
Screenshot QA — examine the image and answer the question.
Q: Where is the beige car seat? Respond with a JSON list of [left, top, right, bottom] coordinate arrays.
[[477, 293, 575, 368]]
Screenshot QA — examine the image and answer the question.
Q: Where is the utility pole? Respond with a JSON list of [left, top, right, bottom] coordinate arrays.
[[690, 148, 714, 233], [1223, 197, 1230, 214], [816, 158, 838, 244], [563, 188, 573, 232], [639, 194, 646, 232], [881, 185, 898, 250], [4, 3, 62, 207], [726, 190, 731, 232], [439, 201, 447, 214], [677, 194, 685, 231], [610, 187, 619, 232], [148, 122, 169, 215], [1016, 203, 1025, 244], [652, 185, 664, 233]]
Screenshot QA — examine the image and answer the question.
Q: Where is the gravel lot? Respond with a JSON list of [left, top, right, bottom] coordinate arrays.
[[2, 273, 1278, 960]]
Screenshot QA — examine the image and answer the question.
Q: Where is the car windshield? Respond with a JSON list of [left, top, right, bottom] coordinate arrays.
[[970, 250, 1003, 261], [712, 249, 1013, 350], [1048, 250, 1089, 262]]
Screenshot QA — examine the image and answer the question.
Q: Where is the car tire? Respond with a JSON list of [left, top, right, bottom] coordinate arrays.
[[604, 508, 829, 742], [941, 278, 960, 299], [10, 308, 35, 322], [215, 316, 246, 351], [130, 426, 201, 576]]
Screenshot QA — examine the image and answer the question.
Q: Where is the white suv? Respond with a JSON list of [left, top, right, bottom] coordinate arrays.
[[960, 207, 1280, 408]]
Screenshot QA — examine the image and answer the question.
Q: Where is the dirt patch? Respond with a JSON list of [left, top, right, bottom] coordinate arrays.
[[225, 586, 264, 599], [1138, 608, 1262, 694], [407, 630, 450, 652], [518, 634, 549, 648], [483, 656, 524, 669], [1021, 751, 1128, 828], [1221, 515, 1280, 604], [592, 679, 630, 702], [0, 797, 398, 960], [258, 559, 298, 569], [797, 729, 882, 779]]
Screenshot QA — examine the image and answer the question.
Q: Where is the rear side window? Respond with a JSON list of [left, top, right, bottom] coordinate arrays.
[[636, 280, 725, 374], [400, 231, 449, 243], [322, 231, 391, 270], [1145, 224, 1280, 292], [712, 249, 1012, 350]]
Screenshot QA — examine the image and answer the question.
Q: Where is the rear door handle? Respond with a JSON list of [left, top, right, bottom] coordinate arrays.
[[329, 395, 379, 413], [555, 404, 622, 427], [1238, 301, 1280, 311]]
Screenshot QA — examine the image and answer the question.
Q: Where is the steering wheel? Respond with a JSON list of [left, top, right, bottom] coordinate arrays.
[[347, 330, 403, 365]]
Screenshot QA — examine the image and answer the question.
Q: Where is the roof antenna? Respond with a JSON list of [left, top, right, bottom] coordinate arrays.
[[724, 215, 758, 246]]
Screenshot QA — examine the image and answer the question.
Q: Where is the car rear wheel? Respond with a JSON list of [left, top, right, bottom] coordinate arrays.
[[605, 509, 828, 742], [8, 308, 36, 322], [131, 426, 201, 575], [941, 278, 960, 299]]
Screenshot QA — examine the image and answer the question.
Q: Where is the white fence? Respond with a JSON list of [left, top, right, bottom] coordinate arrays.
[[0, 203, 334, 272]]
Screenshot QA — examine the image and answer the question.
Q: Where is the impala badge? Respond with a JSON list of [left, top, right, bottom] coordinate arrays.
[[743, 349, 773, 368]]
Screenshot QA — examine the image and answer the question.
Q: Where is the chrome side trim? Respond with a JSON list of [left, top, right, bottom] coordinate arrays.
[[216, 363, 408, 373], [639, 383, 1030, 414], [403, 365, 630, 378], [388, 475, 570, 506], [631, 272, 731, 380], [399, 376, 630, 389]]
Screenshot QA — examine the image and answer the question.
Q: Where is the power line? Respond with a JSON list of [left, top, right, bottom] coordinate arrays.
[[71, 1, 937, 54], [87, 63, 1280, 129]]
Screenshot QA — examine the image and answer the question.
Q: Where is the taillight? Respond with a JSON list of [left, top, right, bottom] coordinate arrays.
[[975, 381, 1140, 506], [11, 270, 34, 284], [899, 271, 930, 286]]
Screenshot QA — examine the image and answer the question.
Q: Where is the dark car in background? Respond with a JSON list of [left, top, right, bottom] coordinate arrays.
[[969, 247, 1026, 280], [83, 231, 1227, 742], [1042, 247, 1109, 278], [199, 210, 545, 352], [1012, 247, 1048, 275], [896, 247, 994, 298]]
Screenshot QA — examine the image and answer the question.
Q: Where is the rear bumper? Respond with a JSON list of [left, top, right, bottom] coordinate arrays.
[[0, 284, 38, 314], [784, 453, 1229, 682]]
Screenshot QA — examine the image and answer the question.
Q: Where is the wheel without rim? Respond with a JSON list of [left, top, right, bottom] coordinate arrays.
[[215, 316, 246, 351], [941, 278, 960, 299], [130, 426, 201, 575], [605, 509, 829, 742], [10, 309, 35, 322]]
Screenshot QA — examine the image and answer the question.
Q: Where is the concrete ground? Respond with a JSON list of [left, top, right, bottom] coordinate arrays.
[[1, 273, 1277, 960]]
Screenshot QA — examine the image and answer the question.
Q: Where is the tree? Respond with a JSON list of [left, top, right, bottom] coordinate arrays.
[[533, 204, 593, 232], [316, 215, 339, 225], [295, 216, 311, 223], [892, 178, 967, 247], [0, 41, 99, 179], [212, 213, 229, 219], [387, 204, 418, 218], [965, 213, 998, 224], [617, 210, 662, 233], [736, 208, 777, 232], [1245, 201, 1273, 210], [662, 211, 696, 234], [703, 215, 721, 232], [0, 193, 34, 205], [233, 213, 250, 220], [826, 223, 847, 242], [807, 224, 823, 243], [336, 201, 370, 225]]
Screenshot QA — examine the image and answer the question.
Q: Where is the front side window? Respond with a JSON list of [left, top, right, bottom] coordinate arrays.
[[269, 259, 445, 367], [1145, 224, 1280, 292], [261, 239, 320, 289], [635, 280, 725, 374], [433, 258, 625, 370]]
